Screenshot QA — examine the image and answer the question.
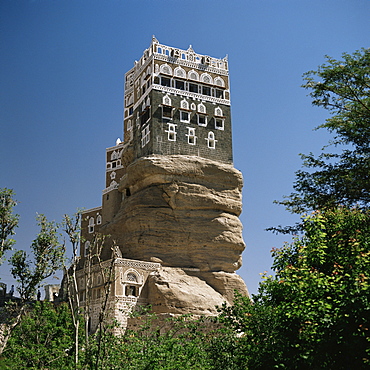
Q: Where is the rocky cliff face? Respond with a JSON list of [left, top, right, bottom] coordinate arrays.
[[101, 155, 248, 313]]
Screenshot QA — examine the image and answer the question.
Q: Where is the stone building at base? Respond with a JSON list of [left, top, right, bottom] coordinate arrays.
[[76, 37, 249, 333]]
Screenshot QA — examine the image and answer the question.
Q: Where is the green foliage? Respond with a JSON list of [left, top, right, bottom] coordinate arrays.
[[9, 214, 65, 301], [1, 302, 76, 369], [220, 208, 370, 369], [85, 311, 215, 370], [280, 48, 370, 213], [0, 188, 19, 260]]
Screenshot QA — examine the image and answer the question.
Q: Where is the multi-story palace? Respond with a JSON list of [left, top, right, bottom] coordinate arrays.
[[76, 37, 247, 332]]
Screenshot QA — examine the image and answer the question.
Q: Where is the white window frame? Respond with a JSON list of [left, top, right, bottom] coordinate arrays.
[[166, 123, 177, 141], [84, 241, 90, 257], [206, 131, 217, 149], [186, 127, 197, 145], [162, 105, 172, 120], [88, 217, 94, 234], [197, 114, 207, 127], [180, 110, 190, 123], [141, 124, 150, 148], [214, 117, 225, 130]]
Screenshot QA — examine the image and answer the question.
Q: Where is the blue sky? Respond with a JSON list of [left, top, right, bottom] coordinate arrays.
[[1, 0, 370, 296]]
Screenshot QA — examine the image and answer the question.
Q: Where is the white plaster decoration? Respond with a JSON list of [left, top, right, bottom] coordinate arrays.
[[155, 64, 159, 74], [146, 97, 150, 107], [198, 103, 206, 113], [84, 241, 90, 257], [190, 103, 196, 110], [188, 69, 199, 81], [186, 127, 197, 145], [214, 76, 225, 87], [153, 84, 230, 106], [88, 217, 95, 234], [96, 215, 102, 225], [181, 99, 189, 110], [215, 107, 223, 116], [102, 181, 119, 195], [200, 73, 213, 85], [110, 171, 116, 180], [126, 272, 138, 282], [166, 123, 177, 141], [123, 269, 143, 284], [160, 63, 172, 76], [141, 124, 150, 148], [115, 258, 161, 271], [174, 66, 186, 78], [127, 120, 132, 130], [163, 94, 172, 106], [111, 151, 118, 160], [206, 131, 217, 149], [154, 53, 229, 77], [110, 180, 118, 188]]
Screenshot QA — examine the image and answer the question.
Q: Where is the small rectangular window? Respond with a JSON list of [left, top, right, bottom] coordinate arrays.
[[162, 106, 172, 119], [197, 114, 207, 126], [166, 123, 177, 141], [180, 111, 190, 123], [175, 80, 185, 90], [202, 86, 211, 96], [215, 89, 224, 98], [161, 77, 171, 87], [189, 83, 198, 93], [141, 107, 150, 125], [141, 125, 150, 148], [186, 127, 196, 145], [215, 118, 224, 130], [128, 107, 133, 115]]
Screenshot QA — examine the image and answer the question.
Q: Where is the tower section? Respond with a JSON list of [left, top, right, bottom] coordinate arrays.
[[123, 36, 232, 166], [76, 38, 248, 332]]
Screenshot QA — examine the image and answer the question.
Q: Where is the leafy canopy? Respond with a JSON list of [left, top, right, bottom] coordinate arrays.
[[220, 207, 370, 369], [280, 48, 370, 214], [9, 214, 65, 301], [0, 188, 19, 259]]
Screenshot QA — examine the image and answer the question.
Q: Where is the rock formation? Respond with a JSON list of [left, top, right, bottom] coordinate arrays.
[[101, 155, 249, 314]]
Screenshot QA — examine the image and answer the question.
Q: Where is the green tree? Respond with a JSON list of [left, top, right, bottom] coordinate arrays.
[[280, 48, 370, 214], [1, 302, 76, 369], [220, 208, 370, 369], [0, 188, 19, 260], [9, 214, 65, 302]]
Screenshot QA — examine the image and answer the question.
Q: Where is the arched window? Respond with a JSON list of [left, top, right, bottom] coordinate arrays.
[[97, 215, 102, 225], [163, 95, 172, 106], [206, 131, 217, 149], [186, 127, 196, 145], [198, 103, 206, 114], [88, 218, 94, 233], [188, 70, 199, 81], [127, 272, 138, 282], [215, 107, 223, 116], [166, 123, 177, 141], [84, 241, 90, 257], [181, 99, 189, 110], [214, 77, 225, 88], [174, 66, 186, 78], [160, 63, 172, 76], [123, 270, 141, 297], [200, 73, 213, 85]]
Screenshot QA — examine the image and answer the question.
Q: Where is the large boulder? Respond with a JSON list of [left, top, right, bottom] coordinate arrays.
[[102, 155, 246, 273]]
